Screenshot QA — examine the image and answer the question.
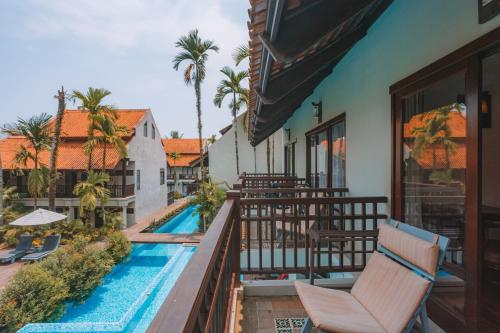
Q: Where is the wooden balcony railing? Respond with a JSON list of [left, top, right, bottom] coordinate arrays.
[[240, 175, 307, 189], [240, 195, 388, 275], [147, 191, 241, 333]]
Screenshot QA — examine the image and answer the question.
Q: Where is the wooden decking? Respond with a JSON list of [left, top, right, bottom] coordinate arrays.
[[128, 232, 202, 244]]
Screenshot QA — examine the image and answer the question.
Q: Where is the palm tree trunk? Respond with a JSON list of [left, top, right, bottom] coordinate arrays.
[[49, 87, 65, 211], [195, 80, 204, 180], [232, 93, 240, 176], [33, 154, 38, 210], [266, 138, 271, 175], [87, 119, 95, 171], [102, 141, 107, 173]]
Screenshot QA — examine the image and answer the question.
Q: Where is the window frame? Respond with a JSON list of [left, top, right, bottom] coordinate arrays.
[[136, 170, 141, 190], [305, 113, 346, 188], [160, 168, 165, 185], [143, 122, 148, 137]]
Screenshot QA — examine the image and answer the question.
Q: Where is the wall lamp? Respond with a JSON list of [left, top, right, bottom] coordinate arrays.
[[312, 101, 323, 124]]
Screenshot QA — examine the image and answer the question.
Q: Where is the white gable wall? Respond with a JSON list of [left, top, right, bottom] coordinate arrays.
[[127, 110, 168, 223]]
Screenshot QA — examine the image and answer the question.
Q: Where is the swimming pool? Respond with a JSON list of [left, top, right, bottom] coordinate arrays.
[[153, 204, 200, 234], [19, 243, 195, 333]]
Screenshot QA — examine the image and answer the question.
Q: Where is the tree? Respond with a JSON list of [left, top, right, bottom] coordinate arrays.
[[85, 114, 128, 173], [73, 171, 110, 225], [208, 134, 217, 144], [173, 29, 219, 179], [214, 66, 249, 176], [48, 87, 66, 211], [232, 44, 249, 66], [167, 152, 181, 192], [2, 114, 52, 209], [70, 88, 116, 171], [191, 176, 226, 232], [169, 130, 183, 139]]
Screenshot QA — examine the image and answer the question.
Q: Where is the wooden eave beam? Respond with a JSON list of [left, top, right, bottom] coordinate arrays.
[[270, 0, 374, 61], [258, 29, 365, 105]]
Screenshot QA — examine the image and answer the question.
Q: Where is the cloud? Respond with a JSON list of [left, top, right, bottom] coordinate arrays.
[[25, 0, 247, 56]]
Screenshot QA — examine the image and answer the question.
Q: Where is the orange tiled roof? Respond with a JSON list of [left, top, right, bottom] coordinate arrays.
[[0, 137, 123, 170], [162, 138, 206, 167], [0, 109, 147, 170], [54, 109, 147, 138]]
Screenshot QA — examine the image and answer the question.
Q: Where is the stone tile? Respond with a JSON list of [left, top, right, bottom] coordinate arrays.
[[256, 300, 273, 310]]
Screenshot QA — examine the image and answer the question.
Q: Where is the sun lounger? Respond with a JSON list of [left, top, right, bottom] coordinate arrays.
[[0, 235, 33, 264], [21, 235, 61, 262], [296, 221, 449, 333]]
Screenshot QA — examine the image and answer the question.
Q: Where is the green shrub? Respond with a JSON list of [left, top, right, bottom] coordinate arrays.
[[0, 265, 68, 332], [40, 236, 114, 303], [105, 231, 131, 264]]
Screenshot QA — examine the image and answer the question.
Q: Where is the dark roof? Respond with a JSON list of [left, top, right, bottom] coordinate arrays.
[[247, 0, 393, 145]]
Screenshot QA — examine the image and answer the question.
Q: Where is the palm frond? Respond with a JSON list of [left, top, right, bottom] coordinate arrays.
[[233, 44, 250, 66]]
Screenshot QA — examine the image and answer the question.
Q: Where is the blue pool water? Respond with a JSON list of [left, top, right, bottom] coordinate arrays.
[[20, 243, 195, 333], [154, 205, 200, 234]]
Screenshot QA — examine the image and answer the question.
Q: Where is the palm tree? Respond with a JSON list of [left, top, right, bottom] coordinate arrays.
[[2, 114, 52, 209], [214, 66, 249, 176], [73, 171, 110, 225], [232, 44, 273, 174], [85, 114, 128, 173], [233, 44, 249, 66], [170, 130, 183, 139], [48, 87, 66, 211], [208, 134, 217, 144], [173, 29, 219, 179], [70, 88, 116, 171], [167, 152, 181, 192]]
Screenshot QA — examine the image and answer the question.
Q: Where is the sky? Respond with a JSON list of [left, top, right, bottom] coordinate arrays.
[[0, 0, 249, 139]]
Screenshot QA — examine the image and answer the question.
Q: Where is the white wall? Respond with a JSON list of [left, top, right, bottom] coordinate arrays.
[[127, 110, 168, 223], [209, 113, 283, 186], [283, 0, 500, 204]]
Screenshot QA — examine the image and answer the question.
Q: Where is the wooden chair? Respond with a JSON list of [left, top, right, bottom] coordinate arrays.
[[296, 221, 449, 333]]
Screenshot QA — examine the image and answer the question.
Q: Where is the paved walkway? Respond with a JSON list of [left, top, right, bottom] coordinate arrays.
[[0, 262, 23, 291], [123, 198, 201, 244]]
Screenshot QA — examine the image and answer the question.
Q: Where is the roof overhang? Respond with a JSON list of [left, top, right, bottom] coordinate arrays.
[[248, 0, 393, 146]]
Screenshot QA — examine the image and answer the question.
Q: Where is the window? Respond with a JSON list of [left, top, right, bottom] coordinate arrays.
[[160, 168, 165, 185], [152, 124, 156, 139], [136, 170, 141, 190], [143, 122, 148, 137], [306, 114, 346, 188]]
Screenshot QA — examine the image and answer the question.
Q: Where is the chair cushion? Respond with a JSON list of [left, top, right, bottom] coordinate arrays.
[[351, 251, 430, 333], [295, 281, 386, 333], [378, 223, 439, 276]]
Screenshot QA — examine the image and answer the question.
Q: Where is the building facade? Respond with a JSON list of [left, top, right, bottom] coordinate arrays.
[[162, 138, 205, 196], [245, 0, 500, 331], [0, 109, 168, 227], [208, 113, 283, 186]]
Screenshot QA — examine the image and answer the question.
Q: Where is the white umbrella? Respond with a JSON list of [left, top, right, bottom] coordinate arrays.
[[10, 208, 67, 226]]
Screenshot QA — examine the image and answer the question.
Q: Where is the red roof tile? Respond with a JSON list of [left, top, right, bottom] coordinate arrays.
[[162, 139, 206, 167]]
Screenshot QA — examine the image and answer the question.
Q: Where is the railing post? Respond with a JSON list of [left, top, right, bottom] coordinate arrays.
[[227, 190, 241, 275]]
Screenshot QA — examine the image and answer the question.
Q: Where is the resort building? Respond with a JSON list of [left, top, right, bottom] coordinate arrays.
[[162, 138, 207, 196], [148, 1, 500, 333], [0, 109, 168, 227], [208, 112, 283, 185]]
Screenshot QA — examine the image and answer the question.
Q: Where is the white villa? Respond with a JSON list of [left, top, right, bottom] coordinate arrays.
[[0, 109, 168, 227], [162, 138, 207, 196], [208, 113, 283, 185]]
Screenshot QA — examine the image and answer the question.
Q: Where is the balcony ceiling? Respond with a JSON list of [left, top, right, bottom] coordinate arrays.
[[247, 0, 393, 146]]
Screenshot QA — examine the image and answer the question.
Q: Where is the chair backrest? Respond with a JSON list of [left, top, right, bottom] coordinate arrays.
[[379, 220, 450, 280], [350, 221, 449, 333], [16, 235, 33, 251], [42, 235, 61, 251]]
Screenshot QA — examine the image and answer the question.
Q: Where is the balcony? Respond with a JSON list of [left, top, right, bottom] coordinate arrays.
[[17, 183, 135, 199], [147, 173, 402, 333]]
